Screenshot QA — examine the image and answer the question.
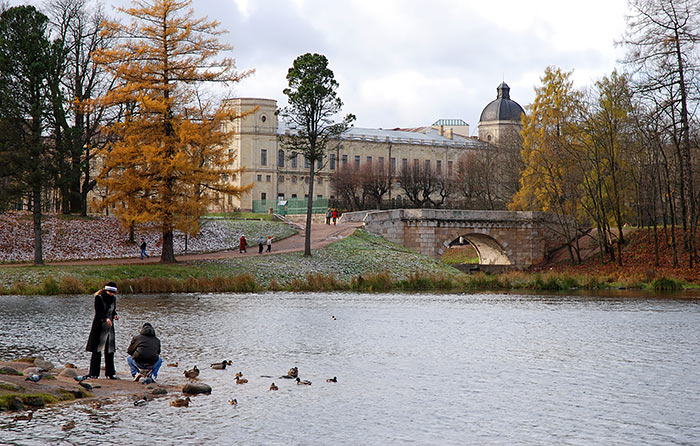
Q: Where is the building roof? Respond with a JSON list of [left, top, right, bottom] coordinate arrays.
[[279, 122, 489, 149], [432, 118, 469, 127], [479, 82, 525, 123]]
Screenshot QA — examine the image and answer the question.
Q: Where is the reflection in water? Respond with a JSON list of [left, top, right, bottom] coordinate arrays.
[[1, 292, 700, 445]]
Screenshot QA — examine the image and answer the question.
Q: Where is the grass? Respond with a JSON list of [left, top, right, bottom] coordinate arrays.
[[0, 229, 696, 295], [441, 245, 479, 264], [205, 212, 275, 221]]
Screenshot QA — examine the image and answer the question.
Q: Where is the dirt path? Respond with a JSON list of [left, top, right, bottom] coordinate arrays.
[[12, 222, 362, 267]]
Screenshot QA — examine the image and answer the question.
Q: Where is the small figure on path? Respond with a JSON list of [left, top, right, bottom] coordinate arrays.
[[85, 281, 119, 379], [266, 236, 272, 252], [258, 235, 264, 254], [126, 322, 162, 384], [139, 238, 149, 260], [332, 208, 338, 226], [239, 235, 247, 253], [326, 208, 332, 225]]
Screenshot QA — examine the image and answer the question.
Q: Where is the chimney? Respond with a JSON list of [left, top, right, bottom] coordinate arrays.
[[438, 125, 444, 136], [446, 128, 453, 139]]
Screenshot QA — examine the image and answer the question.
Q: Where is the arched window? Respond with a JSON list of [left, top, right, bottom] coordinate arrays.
[[278, 149, 285, 167]]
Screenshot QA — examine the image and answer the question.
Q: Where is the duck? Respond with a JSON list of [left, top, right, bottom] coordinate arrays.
[[235, 373, 248, 384], [210, 360, 232, 370], [326, 377, 337, 383], [13, 412, 32, 422], [133, 399, 147, 406], [280, 366, 298, 379], [166, 362, 178, 368], [269, 382, 278, 391], [228, 398, 238, 407], [296, 377, 312, 385], [184, 365, 199, 380], [61, 421, 76, 431], [169, 396, 191, 408], [79, 382, 93, 391]]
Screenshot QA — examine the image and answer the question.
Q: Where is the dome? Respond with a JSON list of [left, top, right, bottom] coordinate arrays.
[[479, 82, 525, 123]]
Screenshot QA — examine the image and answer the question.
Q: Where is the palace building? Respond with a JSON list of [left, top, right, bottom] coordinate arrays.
[[213, 83, 525, 212]]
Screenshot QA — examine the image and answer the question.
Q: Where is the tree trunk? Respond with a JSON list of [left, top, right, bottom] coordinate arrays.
[[304, 163, 315, 257], [32, 187, 43, 266], [161, 228, 176, 263]]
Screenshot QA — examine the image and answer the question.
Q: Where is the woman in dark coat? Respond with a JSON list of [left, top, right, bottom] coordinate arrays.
[[85, 281, 119, 378]]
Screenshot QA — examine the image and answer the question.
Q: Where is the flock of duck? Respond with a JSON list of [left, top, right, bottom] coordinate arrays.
[[167, 363, 338, 408]]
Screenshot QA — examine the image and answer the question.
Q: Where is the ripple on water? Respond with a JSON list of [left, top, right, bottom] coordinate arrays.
[[1, 292, 700, 445]]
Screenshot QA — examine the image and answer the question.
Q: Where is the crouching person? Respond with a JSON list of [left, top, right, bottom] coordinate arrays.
[[126, 322, 162, 385]]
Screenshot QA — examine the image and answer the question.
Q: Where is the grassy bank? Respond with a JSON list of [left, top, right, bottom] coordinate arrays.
[[0, 230, 697, 295]]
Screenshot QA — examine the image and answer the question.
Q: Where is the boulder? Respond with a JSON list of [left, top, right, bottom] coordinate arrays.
[[182, 382, 212, 395], [22, 396, 45, 408], [0, 366, 21, 376], [0, 380, 22, 391], [0, 396, 24, 411], [59, 368, 79, 379], [22, 367, 43, 376], [151, 388, 168, 395], [34, 358, 54, 371]]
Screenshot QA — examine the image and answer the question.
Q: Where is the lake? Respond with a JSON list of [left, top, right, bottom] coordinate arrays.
[[1, 292, 700, 445]]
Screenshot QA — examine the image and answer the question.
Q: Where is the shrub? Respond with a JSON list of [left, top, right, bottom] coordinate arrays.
[[651, 276, 683, 291], [58, 276, 85, 294]]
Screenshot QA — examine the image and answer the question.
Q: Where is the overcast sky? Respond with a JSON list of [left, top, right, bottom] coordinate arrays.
[[16, 0, 632, 133], [202, 0, 631, 132]]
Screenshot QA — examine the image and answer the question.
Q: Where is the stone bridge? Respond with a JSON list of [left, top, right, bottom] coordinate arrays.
[[341, 209, 569, 269]]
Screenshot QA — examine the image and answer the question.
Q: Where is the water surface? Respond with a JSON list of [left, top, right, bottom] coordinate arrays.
[[1, 292, 699, 445]]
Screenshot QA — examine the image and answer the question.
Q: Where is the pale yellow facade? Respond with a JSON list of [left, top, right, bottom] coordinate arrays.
[[213, 98, 495, 212]]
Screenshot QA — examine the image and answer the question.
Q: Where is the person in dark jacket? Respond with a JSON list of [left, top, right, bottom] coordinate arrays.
[[85, 281, 119, 379], [126, 322, 162, 383]]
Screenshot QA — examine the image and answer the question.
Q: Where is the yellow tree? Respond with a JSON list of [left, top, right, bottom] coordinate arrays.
[[510, 67, 585, 262], [94, 0, 252, 262]]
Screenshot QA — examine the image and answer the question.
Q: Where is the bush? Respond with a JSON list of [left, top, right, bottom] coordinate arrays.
[[650, 276, 683, 291], [58, 276, 85, 294]]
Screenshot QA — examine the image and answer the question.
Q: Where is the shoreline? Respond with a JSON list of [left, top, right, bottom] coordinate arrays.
[[0, 358, 181, 413]]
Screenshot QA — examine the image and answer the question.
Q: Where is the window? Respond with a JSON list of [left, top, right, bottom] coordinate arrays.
[[317, 158, 322, 169], [317, 177, 322, 185], [342, 154, 348, 167], [279, 175, 285, 183], [448, 160, 453, 176], [291, 154, 297, 168], [436, 160, 442, 175], [413, 159, 419, 171], [424, 160, 430, 171], [261, 149, 267, 166], [402, 158, 408, 170], [378, 157, 384, 169], [292, 176, 297, 183], [278, 149, 285, 167], [305, 157, 310, 168], [354, 155, 360, 169], [278, 193, 285, 199], [391, 157, 396, 173], [317, 194, 323, 198], [330, 154, 336, 170], [266, 175, 271, 183], [291, 193, 297, 198], [304, 177, 309, 184], [366, 156, 372, 166], [257, 174, 262, 181], [304, 194, 308, 199], [261, 192, 267, 200]]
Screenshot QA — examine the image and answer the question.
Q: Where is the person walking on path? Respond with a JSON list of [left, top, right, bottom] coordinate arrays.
[[332, 209, 338, 226], [266, 236, 272, 252], [126, 322, 162, 385], [258, 235, 264, 254], [139, 238, 149, 260], [326, 208, 332, 225], [239, 235, 247, 253], [85, 281, 119, 379]]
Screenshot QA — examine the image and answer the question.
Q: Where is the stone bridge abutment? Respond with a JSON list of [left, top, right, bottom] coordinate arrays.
[[342, 209, 568, 269]]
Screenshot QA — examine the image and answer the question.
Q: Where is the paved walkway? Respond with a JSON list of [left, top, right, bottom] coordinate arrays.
[[29, 222, 362, 266]]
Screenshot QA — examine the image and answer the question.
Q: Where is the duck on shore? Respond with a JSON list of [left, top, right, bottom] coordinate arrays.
[[184, 365, 199, 380]]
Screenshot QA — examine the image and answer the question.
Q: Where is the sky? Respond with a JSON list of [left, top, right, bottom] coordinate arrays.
[[15, 0, 632, 133]]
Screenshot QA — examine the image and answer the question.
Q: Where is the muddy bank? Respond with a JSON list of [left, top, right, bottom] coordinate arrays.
[[0, 357, 181, 412]]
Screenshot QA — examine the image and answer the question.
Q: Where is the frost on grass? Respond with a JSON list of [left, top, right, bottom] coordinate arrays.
[[0, 213, 296, 262]]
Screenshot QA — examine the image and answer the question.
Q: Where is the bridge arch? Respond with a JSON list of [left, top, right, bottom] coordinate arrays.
[[440, 232, 513, 265]]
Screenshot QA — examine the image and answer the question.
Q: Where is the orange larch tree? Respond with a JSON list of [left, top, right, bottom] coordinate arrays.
[[93, 0, 252, 262]]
